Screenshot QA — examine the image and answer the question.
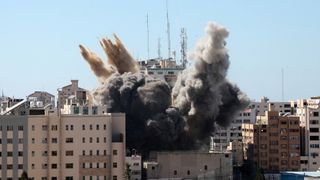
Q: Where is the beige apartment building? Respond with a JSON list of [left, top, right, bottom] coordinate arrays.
[[0, 106, 126, 180], [253, 109, 300, 173]]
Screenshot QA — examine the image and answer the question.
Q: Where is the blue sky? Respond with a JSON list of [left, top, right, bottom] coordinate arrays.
[[0, 0, 320, 101]]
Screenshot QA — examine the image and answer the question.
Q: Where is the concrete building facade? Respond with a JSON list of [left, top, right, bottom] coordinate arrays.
[[253, 109, 300, 173], [0, 108, 126, 180], [144, 151, 233, 180]]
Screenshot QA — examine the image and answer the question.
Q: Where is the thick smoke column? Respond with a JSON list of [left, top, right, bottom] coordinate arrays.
[[80, 22, 248, 153]]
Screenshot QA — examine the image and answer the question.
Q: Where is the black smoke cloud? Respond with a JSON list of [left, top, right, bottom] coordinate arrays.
[[80, 22, 249, 153]]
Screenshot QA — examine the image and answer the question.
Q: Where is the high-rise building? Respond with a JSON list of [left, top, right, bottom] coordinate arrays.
[[295, 97, 320, 171], [253, 108, 300, 173], [57, 80, 88, 109], [0, 103, 126, 180]]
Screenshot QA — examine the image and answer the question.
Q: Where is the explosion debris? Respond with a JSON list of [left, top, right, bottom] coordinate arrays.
[[80, 22, 249, 153]]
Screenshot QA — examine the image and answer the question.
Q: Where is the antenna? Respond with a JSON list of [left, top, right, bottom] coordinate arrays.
[[166, 0, 171, 59], [158, 37, 161, 59], [146, 13, 150, 59], [281, 68, 284, 101], [180, 28, 187, 69]]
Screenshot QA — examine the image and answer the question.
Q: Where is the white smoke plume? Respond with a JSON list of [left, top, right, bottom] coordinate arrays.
[[80, 22, 249, 153]]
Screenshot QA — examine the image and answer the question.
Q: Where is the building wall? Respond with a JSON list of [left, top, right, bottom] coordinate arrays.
[[150, 152, 232, 180], [1, 112, 126, 180], [0, 116, 28, 180], [253, 111, 300, 173]]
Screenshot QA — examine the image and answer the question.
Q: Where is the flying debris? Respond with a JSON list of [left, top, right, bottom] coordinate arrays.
[[79, 22, 249, 154]]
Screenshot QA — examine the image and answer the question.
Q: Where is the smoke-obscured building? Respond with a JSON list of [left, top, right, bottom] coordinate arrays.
[[144, 151, 233, 180], [253, 108, 300, 173], [0, 100, 126, 180], [139, 59, 184, 87]]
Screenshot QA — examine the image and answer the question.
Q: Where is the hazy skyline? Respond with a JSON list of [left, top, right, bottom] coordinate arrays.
[[1, 0, 320, 101]]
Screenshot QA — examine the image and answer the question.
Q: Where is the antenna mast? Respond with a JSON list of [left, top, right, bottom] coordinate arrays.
[[146, 13, 150, 59], [180, 28, 187, 68], [158, 38, 161, 59], [166, 0, 171, 59], [281, 68, 284, 101]]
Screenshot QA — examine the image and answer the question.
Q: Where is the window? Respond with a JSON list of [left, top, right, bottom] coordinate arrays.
[[66, 125, 69, 131], [66, 138, 73, 143], [74, 106, 79, 114], [96, 124, 99, 130], [82, 125, 85, 130], [7, 138, 13, 144], [168, 71, 174, 75], [39, 149, 48, 159], [42, 125, 48, 131], [97, 163, 100, 168], [18, 151, 23, 156], [42, 177, 48, 180], [104, 137, 107, 143], [42, 138, 48, 144], [90, 163, 93, 168], [90, 137, 93, 143], [7, 125, 13, 131], [51, 125, 58, 131], [66, 163, 73, 169], [32, 125, 35, 131], [18, 138, 24, 143], [96, 137, 99, 143], [18, 164, 23, 169], [104, 163, 107, 168], [314, 112, 319, 117], [104, 124, 106, 130], [113, 150, 117, 155], [113, 162, 117, 168], [82, 137, 85, 143], [104, 150, 107, 156], [310, 128, 319, 132], [96, 150, 100, 155], [65, 177, 73, 180], [52, 138, 58, 143], [51, 164, 57, 169], [70, 125, 74, 130], [7, 164, 13, 169], [92, 106, 98, 115], [82, 163, 85, 168], [32, 164, 35, 169], [173, 170, 177, 175], [311, 144, 320, 148], [66, 151, 74, 156], [18, 125, 24, 131], [32, 151, 35, 157], [90, 150, 93, 155], [90, 125, 93, 130], [51, 151, 57, 156], [83, 107, 89, 115], [204, 165, 208, 170], [113, 176, 117, 180], [187, 170, 190, 175], [42, 164, 48, 169], [310, 136, 319, 140], [7, 152, 13, 156]]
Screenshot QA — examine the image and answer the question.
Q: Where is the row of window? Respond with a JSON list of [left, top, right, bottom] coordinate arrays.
[[30, 149, 118, 157], [0, 164, 23, 169], [0, 138, 24, 144], [32, 124, 108, 131], [0, 151, 23, 157], [0, 125, 24, 131]]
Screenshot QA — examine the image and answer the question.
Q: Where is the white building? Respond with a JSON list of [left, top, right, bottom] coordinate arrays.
[[295, 98, 320, 171], [125, 154, 141, 180]]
